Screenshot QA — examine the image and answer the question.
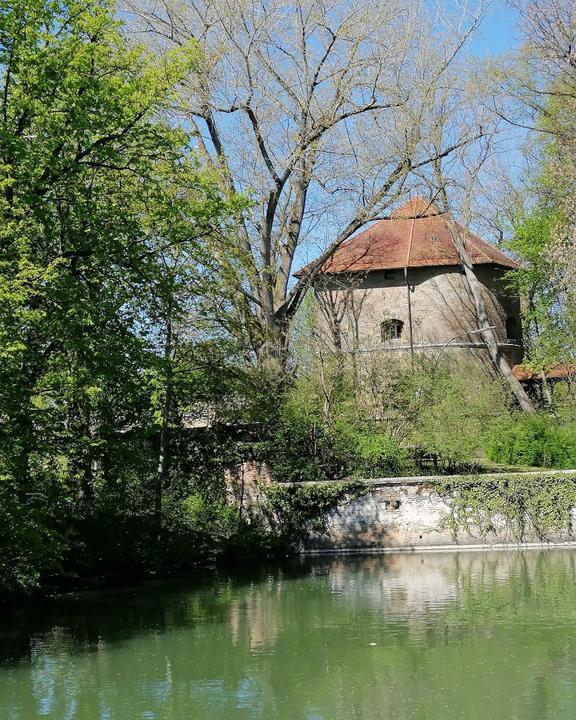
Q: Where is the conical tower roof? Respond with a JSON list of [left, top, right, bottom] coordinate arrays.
[[295, 197, 519, 276]]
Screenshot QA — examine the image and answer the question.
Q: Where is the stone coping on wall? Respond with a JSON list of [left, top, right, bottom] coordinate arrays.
[[304, 541, 576, 555], [286, 468, 576, 488]]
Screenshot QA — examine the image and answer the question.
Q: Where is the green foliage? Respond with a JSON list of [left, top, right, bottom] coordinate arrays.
[[3, 1, 575, 602], [546, 380, 576, 424], [437, 473, 576, 542], [160, 494, 246, 565], [508, 207, 559, 271], [265, 378, 410, 482], [263, 481, 367, 547], [406, 359, 510, 468], [507, 206, 575, 366], [485, 414, 576, 469], [349, 431, 408, 477], [269, 354, 512, 480], [0, 476, 65, 594], [266, 403, 349, 483], [0, 0, 241, 598]]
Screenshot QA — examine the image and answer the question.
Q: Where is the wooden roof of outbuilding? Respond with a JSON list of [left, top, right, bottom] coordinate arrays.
[[512, 364, 576, 382], [295, 197, 519, 277]]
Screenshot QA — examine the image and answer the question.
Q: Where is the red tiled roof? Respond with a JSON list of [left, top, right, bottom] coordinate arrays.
[[295, 197, 519, 277], [512, 364, 576, 382]]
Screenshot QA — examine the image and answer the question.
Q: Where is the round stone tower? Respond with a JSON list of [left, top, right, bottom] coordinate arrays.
[[295, 197, 523, 367]]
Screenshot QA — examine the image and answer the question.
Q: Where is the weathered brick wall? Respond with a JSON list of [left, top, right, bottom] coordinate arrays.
[[226, 461, 273, 508]]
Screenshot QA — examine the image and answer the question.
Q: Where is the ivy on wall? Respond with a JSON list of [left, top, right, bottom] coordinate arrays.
[[261, 473, 576, 550], [262, 481, 368, 547], [436, 474, 576, 542]]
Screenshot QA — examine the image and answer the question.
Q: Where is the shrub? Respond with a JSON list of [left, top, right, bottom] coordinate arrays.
[[156, 493, 244, 567], [267, 355, 512, 481], [268, 402, 410, 481], [347, 430, 408, 477], [485, 414, 576, 468], [407, 361, 510, 467], [0, 472, 68, 597], [267, 398, 350, 482]]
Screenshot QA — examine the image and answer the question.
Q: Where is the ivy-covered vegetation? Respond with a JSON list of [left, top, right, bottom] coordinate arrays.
[[437, 474, 576, 542], [262, 481, 367, 547]]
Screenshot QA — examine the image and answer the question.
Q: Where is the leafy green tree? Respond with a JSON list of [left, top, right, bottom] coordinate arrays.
[[0, 0, 236, 594], [500, 0, 576, 370], [507, 205, 576, 368]]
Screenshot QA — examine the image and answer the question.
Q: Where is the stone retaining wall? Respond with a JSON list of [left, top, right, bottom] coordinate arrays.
[[304, 471, 576, 552]]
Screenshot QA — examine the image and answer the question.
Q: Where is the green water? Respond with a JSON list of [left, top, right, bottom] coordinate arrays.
[[2, 550, 576, 720]]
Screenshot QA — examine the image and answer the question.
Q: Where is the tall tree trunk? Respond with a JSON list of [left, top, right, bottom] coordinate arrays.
[[77, 406, 101, 509], [69, 399, 95, 509], [12, 407, 34, 497], [155, 316, 173, 538], [445, 218, 537, 414]]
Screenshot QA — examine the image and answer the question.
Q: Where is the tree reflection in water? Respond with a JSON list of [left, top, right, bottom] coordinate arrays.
[[2, 550, 576, 719]]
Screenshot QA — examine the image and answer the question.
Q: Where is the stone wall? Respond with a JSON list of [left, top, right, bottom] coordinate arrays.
[[226, 460, 273, 508], [304, 473, 576, 552]]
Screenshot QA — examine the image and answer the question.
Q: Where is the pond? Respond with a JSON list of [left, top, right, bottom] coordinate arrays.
[[2, 549, 576, 719]]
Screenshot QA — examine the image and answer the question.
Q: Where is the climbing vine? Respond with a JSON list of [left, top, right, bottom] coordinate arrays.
[[263, 481, 368, 547], [436, 473, 576, 542]]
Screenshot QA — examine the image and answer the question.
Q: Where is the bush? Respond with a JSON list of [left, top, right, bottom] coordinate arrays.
[[407, 360, 510, 468], [347, 430, 408, 477], [267, 399, 350, 482], [266, 355, 512, 481], [0, 481, 65, 596], [485, 414, 576, 468], [268, 399, 410, 481], [0, 458, 73, 598]]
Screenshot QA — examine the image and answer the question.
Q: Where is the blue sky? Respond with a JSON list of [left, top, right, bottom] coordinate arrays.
[[468, 1, 521, 58]]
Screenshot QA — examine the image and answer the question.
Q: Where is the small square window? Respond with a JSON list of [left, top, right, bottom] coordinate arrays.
[[381, 319, 404, 341]]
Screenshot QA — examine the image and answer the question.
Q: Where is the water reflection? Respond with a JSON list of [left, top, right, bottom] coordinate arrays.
[[2, 550, 576, 719]]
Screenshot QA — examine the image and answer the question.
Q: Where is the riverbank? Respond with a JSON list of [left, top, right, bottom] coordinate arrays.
[[5, 469, 576, 607]]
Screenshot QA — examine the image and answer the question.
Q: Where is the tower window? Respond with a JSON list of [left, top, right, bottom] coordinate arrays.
[[506, 316, 519, 341], [381, 319, 404, 341]]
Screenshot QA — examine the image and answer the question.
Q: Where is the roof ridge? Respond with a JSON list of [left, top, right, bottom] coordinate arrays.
[[391, 196, 443, 219], [406, 216, 416, 267]]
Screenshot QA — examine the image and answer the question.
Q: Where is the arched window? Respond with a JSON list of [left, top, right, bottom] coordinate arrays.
[[381, 319, 404, 342], [506, 316, 519, 341]]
